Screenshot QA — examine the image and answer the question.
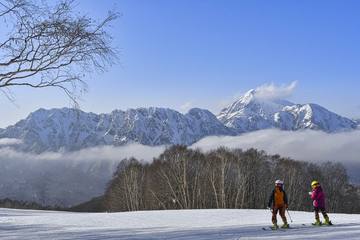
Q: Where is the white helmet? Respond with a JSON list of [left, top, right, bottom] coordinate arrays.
[[275, 179, 284, 186]]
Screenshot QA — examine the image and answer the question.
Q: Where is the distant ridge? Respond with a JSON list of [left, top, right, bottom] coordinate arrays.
[[0, 89, 357, 153]]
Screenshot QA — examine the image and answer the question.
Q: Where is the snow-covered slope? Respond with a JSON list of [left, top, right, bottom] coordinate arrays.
[[218, 89, 294, 132], [105, 107, 233, 147], [218, 89, 357, 133], [355, 119, 360, 127], [277, 104, 357, 132], [0, 107, 233, 153], [0, 208, 359, 239], [1, 108, 104, 152]]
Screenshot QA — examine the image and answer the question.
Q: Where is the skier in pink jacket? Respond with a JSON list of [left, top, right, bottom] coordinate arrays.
[[309, 180, 332, 226]]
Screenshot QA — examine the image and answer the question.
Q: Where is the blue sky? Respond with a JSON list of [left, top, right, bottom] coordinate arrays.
[[1, 0, 360, 127]]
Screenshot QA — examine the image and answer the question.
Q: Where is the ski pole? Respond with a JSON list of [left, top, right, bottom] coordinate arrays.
[[286, 209, 293, 223]]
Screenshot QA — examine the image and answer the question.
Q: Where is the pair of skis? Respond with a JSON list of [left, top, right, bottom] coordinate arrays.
[[262, 223, 333, 231], [311, 222, 333, 227], [262, 224, 305, 231]]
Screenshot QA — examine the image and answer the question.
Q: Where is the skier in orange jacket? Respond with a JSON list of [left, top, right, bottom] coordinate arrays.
[[267, 180, 289, 229]]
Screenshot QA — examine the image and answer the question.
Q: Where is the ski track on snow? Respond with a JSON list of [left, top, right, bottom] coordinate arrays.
[[0, 208, 359, 239]]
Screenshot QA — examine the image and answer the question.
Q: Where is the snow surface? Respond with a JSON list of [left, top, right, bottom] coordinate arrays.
[[0, 208, 359, 239]]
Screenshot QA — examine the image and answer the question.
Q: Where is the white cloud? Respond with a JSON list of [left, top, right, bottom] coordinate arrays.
[[192, 129, 360, 164], [0, 138, 22, 146], [191, 129, 360, 183], [179, 101, 193, 113], [254, 81, 298, 100], [0, 144, 165, 207], [213, 81, 298, 114]]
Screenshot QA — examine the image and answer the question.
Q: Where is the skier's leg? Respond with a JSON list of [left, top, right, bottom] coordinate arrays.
[[314, 207, 321, 225], [321, 208, 331, 224], [272, 207, 279, 227], [279, 206, 289, 228]]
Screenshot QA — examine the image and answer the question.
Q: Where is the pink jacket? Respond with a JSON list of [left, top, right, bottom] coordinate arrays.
[[311, 186, 325, 208]]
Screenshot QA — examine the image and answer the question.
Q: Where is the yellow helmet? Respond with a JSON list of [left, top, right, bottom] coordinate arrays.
[[311, 180, 319, 187]]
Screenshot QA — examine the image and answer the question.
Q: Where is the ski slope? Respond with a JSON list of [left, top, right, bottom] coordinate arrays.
[[0, 208, 359, 239]]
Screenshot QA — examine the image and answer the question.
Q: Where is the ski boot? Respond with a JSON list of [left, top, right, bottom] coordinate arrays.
[[271, 223, 279, 230], [312, 219, 322, 226], [281, 223, 289, 229], [324, 216, 333, 225]]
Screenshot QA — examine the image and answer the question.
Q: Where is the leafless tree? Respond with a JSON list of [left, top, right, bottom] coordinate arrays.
[[319, 162, 348, 212], [206, 147, 234, 208], [102, 146, 360, 214], [0, 0, 118, 103], [104, 158, 146, 212], [155, 146, 196, 209]]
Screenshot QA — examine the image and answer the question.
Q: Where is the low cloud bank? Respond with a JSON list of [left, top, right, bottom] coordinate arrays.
[[0, 138, 22, 146], [0, 144, 165, 207], [192, 129, 360, 183], [1, 129, 360, 207]]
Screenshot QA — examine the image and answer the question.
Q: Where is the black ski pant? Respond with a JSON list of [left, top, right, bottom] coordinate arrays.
[[314, 207, 328, 221]]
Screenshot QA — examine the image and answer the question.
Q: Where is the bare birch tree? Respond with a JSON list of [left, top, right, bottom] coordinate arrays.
[[102, 146, 360, 214], [0, 0, 117, 103]]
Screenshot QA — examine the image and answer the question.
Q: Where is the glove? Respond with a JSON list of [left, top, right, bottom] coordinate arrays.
[[308, 192, 312, 195]]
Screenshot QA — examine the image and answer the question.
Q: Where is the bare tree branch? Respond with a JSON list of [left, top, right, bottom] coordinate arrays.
[[0, 0, 118, 104]]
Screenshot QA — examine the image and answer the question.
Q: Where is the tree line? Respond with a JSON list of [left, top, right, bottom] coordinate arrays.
[[0, 198, 64, 211], [101, 146, 360, 213]]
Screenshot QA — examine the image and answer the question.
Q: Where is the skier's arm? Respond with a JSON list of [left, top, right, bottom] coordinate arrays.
[[310, 190, 317, 200]]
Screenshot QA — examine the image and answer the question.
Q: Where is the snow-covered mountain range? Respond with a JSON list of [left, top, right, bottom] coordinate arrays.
[[0, 107, 233, 153], [218, 89, 357, 133], [0, 89, 357, 153]]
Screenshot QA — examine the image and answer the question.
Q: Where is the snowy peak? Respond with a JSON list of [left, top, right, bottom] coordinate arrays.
[[219, 90, 294, 120], [233, 89, 257, 107], [103, 107, 232, 146], [218, 91, 357, 133], [218, 90, 294, 133], [219, 89, 256, 115], [219, 89, 294, 116], [277, 103, 357, 132], [0, 107, 232, 153], [1, 108, 103, 152]]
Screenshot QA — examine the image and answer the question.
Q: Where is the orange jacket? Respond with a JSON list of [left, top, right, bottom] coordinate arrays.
[[268, 187, 288, 208]]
